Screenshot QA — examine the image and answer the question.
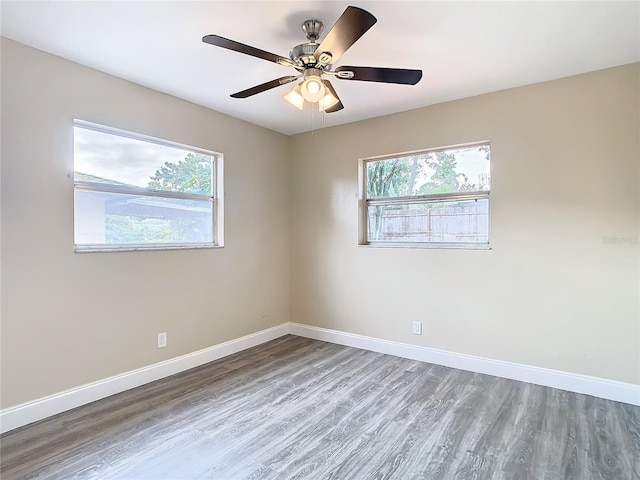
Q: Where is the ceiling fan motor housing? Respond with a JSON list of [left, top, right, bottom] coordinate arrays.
[[289, 43, 318, 66]]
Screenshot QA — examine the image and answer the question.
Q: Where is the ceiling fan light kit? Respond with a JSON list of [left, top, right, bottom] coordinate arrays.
[[284, 79, 340, 112], [283, 84, 305, 110], [301, 78, 323, 100], [300, 68, 326, 102], [319, 90, 340, 112], [202, 6, 422, 113]]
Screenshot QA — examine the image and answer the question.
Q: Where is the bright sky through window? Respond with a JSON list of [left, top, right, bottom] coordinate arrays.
[[74, 127, 199, 188]]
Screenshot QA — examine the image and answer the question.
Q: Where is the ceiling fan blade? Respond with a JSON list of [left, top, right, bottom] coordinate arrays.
[[314, 6, 377, 66], [202, 35, 296, 67], [335, 66, 423, 85], [322, 80, 344, 113], [231, 76, 299, 98]]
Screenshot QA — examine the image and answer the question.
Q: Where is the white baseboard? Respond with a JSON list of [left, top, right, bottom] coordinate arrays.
[[0, 323, 289, 434], [3, 321, 638, 434], [289, 323, 640, 407]]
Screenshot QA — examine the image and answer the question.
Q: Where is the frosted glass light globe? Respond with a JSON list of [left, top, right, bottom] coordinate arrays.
[[301, 76, 325, 102]]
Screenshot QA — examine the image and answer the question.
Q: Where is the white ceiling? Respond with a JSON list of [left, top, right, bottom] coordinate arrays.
[[1, 1, 638, 135]]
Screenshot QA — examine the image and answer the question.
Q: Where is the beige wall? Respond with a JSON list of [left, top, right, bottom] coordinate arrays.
[[1, 39, 291, 408], [2, 38, 638, 410], [290, 63, 640, 385]]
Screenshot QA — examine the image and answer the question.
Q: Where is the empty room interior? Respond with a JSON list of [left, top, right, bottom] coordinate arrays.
[[1, 1, 639, 479]]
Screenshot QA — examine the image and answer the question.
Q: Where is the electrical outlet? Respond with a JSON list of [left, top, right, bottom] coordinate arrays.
[[157, 332, 167, 348], [412, 321, 422, 335], [261, 309, 268, 318]]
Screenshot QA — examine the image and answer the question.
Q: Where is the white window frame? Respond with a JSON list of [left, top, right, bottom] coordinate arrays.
[[73, 120, 224, 253], [358, 141, 490, 249]]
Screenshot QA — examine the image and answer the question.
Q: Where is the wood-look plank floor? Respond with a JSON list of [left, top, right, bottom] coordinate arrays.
[[1, 335, 638, 480]]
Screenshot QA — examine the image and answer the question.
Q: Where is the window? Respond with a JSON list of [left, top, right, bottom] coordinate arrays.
[[73, 121, 223, 252], [359, 143, 490, 249]]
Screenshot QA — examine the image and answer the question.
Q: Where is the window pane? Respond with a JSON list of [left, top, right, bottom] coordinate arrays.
[[367, 198, 489, 244], [74, 126, 213, 195], [366, 145, 490, 198], [75, 190, 213, 246]]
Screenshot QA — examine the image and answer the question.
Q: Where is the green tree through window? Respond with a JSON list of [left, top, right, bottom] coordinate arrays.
[[148, 153, 212, 194]]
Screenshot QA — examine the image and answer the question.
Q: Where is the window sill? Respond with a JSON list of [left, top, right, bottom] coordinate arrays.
[[359, 242, 491, 250], [74, 243, 222, 254]]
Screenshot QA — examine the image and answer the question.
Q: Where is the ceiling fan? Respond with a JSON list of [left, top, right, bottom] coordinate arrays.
[[202, 6, 422, 113]]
